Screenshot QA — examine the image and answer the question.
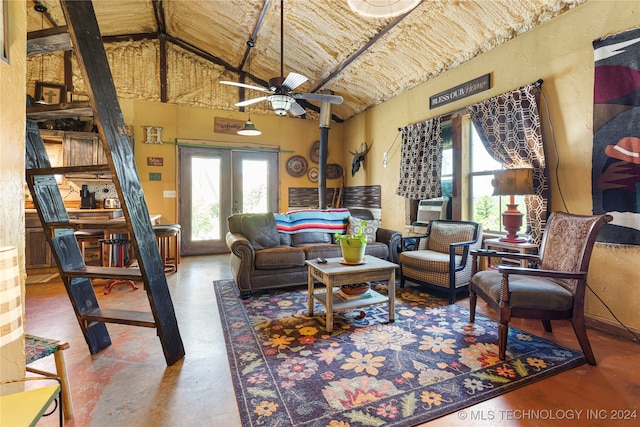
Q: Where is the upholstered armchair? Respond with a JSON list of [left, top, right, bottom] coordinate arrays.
[[469, 211, 612, 365], [400, 220, 482, 303]]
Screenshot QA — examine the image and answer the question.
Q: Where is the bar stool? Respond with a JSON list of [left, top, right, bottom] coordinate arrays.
[[153, 224, 181, 272], [100, 237, 138, 294]]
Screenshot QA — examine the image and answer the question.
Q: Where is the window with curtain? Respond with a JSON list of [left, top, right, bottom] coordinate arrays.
[[395, 117, 443, 200], [467, 80, 548, 244], [395, 82, 547, 243]]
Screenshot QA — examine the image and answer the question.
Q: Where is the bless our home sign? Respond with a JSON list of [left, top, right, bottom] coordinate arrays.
[[429, 74, 491, 109]]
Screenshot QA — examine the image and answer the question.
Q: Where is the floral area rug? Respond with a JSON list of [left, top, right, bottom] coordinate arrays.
[[214, 280, 586, 427]]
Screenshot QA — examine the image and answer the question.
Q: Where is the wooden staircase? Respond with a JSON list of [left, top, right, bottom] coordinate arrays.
[[25, 0, 184, 366]]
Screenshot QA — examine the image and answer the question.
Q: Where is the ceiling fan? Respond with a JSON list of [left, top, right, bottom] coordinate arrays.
[[220, 0, 343, 116]]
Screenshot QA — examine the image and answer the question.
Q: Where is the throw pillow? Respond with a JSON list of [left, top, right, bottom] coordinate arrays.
[[346, 215, 380, 243], [241, 213, 280, 250]]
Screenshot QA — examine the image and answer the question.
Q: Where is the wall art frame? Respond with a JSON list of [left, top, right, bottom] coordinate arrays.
[[35, 82, 67, 105]]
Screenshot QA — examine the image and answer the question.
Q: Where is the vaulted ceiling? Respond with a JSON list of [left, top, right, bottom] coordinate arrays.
[[27, 0, 587, 122]]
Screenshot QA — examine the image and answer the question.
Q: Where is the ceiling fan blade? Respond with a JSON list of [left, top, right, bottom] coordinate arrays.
[[293, 93, 344, 104], [220, 80, 271, 93], [235, 96, 269, 107], [282, 72, 308, 91], [289, 100, 306, 116]]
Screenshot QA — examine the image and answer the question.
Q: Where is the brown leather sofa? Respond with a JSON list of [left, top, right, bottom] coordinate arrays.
[[225, 208, 401, 296]]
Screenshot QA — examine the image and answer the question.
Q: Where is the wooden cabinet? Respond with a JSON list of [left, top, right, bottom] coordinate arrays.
[[63, 131, 106, 167], [39, 129, 131, 180], [62, 131, 112, 180], [25, 227, 56, 270], [26, 209, 124, 273]]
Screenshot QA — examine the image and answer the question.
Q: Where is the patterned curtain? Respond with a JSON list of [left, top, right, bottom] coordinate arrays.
[[467, 81, 549, 244], [395, 117, 442, 200]]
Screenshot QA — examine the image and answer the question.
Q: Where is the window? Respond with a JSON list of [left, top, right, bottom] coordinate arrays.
[[440, 121, 453, 198], [471, 125, 529, 233], [438, 115, 527, 234]]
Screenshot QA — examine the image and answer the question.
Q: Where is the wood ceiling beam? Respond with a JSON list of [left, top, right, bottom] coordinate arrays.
[[152, 0, 168, 102], [27, 26, 71, 56], [92, 14, 345, 122], [310, 4, 420, 94]]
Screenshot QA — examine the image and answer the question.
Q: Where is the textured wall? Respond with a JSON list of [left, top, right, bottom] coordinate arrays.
[[344, 0, 640, 331], [0, 0, 27, 384]]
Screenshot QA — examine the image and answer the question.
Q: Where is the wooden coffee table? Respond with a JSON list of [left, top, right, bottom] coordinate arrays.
[[306, 255, 398, 332]]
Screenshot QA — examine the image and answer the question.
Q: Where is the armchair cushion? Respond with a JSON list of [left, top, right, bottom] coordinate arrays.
[[291, 232, 331, 245], [428, 221, 477, 255], [241, 213, 280, 250], [400, 250, 462, 274], [472, 270, 573, 310], [255, 246, 306, 269], [346, 216, 379, 243]]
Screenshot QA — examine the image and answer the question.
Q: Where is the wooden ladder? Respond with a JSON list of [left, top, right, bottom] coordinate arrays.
[[25, 0, 184, 366]]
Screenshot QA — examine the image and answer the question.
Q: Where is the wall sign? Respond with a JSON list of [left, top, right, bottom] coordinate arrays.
[[147, 157, 163, 166], [429, 74, 491, 109], [214, 117, 245, 134], [144, 126, 163, 144], [149, 172, 162, 181]]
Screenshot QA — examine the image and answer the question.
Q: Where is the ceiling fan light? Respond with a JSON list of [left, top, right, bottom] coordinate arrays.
[[347, 0, 421, 18], [270, 95, 292, 116], [237, 120, 262, 136]]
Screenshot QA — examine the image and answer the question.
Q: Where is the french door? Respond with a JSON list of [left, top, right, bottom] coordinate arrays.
[[179, 146, 278, 255]]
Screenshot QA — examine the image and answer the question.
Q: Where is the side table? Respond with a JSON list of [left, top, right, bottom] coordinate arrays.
[[400, 224, 430, 252], [306, 255, 398, 332], [483, 237, 538, 269]]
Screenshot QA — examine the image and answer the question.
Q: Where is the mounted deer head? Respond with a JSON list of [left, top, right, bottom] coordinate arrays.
[[349, 142, 371, 177]]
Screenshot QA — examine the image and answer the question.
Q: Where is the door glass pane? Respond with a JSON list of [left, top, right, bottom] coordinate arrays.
[[242, 159, 268, 213], [191, 157, 220, 240]]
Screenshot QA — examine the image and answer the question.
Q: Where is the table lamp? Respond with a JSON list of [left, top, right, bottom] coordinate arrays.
[[491, 168, 534, 243], [0, 246, 23, 347]]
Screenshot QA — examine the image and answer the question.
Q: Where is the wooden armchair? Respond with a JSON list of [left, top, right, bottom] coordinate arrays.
[[469, 211, 612, 365], [400, 220, 482, 303]]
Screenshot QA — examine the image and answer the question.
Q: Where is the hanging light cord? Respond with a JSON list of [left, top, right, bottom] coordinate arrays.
[[246, 40, 253, 120], [35, 3, 48, 103], [383, 128, 403, 167]]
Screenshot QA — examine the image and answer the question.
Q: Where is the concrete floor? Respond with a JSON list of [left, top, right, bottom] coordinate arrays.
[[25, 254, 639, 426]]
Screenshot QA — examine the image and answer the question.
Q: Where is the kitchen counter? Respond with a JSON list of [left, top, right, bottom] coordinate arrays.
[[25, 208, 123, 214], [25, 210, 162, 274]]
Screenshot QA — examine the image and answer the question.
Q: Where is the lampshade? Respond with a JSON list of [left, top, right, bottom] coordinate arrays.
[[237, 119, 262, 136], [269, 95, 292, 116], [0, 246, 23, 347], [347, 0, 421, 18], [491, 168, 535, 196]]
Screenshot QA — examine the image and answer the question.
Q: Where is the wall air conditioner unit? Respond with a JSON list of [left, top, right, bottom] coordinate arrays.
[[416, 197, 449, 223]]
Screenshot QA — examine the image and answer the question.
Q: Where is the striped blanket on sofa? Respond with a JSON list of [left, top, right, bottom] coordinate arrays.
[[274, 208, 350, 234]]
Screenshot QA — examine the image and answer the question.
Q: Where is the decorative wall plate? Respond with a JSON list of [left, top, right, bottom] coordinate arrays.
[[310, 140, 324, 163], [286, 155, 308, 177], [326, 163, 343, 179], [308, 167, 319, 182]]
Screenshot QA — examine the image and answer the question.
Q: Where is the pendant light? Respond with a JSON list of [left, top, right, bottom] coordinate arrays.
[[237, 40, 261, 136], [347, 0, 421, 18], [35, 3, 48, 104]]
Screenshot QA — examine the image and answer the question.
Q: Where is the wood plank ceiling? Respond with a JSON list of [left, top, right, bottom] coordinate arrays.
[[27, 0, 588, 122]]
